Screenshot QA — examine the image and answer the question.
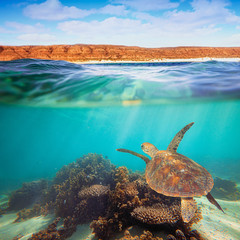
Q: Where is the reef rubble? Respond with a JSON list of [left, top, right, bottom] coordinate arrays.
[[2, 153, 204, 240]]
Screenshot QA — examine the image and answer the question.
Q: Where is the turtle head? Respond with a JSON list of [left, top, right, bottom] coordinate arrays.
[[141, 142, 159, 158]]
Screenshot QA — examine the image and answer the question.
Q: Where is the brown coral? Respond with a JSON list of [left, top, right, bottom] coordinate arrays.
[[29, 216, 77, 240], [175, 229, 187, 240], [29, 217, 62, 240], [53, 153, 115, 217], [124, 182, 139, 198], [131, 202, 181, 224], [14, 204, 41, 223], [75, 185, 110, 223], [78, 184, 110, 199], [119, 229, 164, 240], [115, 166, 130, 184]]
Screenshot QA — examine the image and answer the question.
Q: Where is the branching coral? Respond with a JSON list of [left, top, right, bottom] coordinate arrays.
[[13, 202, 55, 223], [78, 184, 110, 199], [29, 216, 77, 240], [14, 204, 41, 223], [29, 217, 62, 240], [120, 228, 199, 240], [75, 184, 110, 222], [53, 153, 116, 218], [131, 202, 181, 224]]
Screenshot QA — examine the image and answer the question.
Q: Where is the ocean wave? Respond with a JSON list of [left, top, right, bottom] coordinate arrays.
[[0, 59, 239, 107]]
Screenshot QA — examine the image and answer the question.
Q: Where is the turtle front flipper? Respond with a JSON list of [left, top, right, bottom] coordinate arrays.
[[181, 197, 197, 223], [117, 148, 150, 164], [206, 192, 224, 213], [167, 122, 194, 153]]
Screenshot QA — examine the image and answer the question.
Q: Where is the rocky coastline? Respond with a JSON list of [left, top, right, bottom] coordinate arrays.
[[0, 44, 240, 62]]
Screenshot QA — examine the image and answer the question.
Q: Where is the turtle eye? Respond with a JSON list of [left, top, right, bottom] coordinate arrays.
[[141, 144, 144, 149]]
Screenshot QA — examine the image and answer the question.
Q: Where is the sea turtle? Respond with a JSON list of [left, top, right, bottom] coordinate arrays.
[[117, 122, 224, 223]]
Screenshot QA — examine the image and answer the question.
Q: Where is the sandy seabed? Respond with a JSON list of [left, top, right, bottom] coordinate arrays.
[[193, 198, 240, 240], [0, 197, 240, 240]]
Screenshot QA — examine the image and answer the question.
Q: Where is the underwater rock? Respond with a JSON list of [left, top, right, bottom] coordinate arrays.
[[8, 180, 48, 211], [211, 177, 240, 200]]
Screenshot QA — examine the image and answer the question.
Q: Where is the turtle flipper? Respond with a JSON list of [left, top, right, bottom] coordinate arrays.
[[117, 148, 150, 164], [167, 122, 194, 153], [206, 192, 224, 213], [181, 197, 197, 223]]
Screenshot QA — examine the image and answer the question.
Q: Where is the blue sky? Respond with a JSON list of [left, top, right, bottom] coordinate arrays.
[[0, 0, 240, 47]]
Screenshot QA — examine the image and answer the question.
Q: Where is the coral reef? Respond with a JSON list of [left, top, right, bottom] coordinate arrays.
[[90, 166, 202, 239], [211, 177, 240, 200], [75, 184, 110, 222], [131, 202, 181, 224], [14, 204, 41, 222], [119, 228, 200, 240], [53, 153, 115, 218], [120, 230, 163, 240], [8, 180, 48, 211], [78, 184, 110, 199], [3, 153, 204, 240]]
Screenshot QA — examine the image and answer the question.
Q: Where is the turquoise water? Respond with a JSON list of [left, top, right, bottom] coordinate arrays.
[[0, 100, 240, 193], [0, 59, 240, 238], [0, 59, 240, 191]]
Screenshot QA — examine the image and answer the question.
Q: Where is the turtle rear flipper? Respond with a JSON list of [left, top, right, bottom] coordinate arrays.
[[167, 122, 194, 153], [206, 192, 224, 213], [181, 197, 197, 223], [116, 148, 150, 164]]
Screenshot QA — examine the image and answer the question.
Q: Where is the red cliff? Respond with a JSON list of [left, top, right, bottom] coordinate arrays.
[[0, 45, 240, 62]]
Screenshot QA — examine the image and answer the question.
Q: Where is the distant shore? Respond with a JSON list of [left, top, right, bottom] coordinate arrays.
[[1, 44, 240, 62], [73, 57, 240, 64]]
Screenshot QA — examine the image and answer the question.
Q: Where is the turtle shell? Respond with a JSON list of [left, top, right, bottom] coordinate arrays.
[[145, 150, 214, 198]]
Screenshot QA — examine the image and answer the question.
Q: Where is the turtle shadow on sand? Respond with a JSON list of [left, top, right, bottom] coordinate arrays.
[[117, 122, 224, 223]]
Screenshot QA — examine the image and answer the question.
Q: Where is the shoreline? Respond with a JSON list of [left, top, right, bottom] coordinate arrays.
[[72, 57, 240, 64]]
